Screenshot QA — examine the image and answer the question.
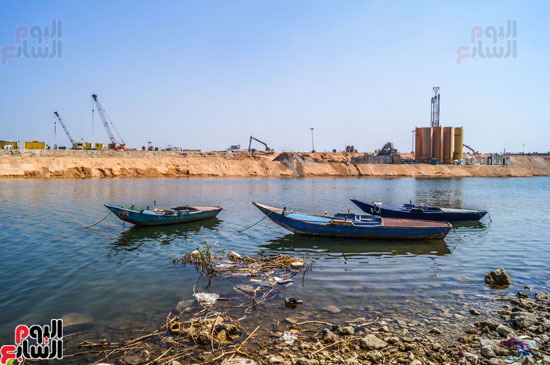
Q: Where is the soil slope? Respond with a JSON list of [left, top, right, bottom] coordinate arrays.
[[0, 150, 549, 178]]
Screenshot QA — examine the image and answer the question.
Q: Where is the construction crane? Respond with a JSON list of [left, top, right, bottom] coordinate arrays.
[[54, 111, 84, 149], [248, 136, 272, 152], [91, 94, 126, 150], [431, 87, 440, 127]]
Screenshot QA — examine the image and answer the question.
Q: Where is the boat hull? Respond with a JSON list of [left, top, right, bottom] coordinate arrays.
[[253, 202, 451, 239], [105, 204, 222, 226], [350, 199, 487, 222]]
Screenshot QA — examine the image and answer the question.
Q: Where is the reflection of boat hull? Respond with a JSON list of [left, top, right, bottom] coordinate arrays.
[[350, 199, 487, 222], [105, 204, 222, 226], [262, 234, 451, 256], [110, 218, 221, 253], [253, 202, 451, 240]]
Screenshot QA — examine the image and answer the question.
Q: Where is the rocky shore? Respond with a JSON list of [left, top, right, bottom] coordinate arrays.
[[247, 286, 550, 365], [63, 250, 550, 365], [1, 150, 549, 178]]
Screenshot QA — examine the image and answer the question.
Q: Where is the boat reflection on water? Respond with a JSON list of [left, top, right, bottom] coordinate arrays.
[[451, 220, 487, 229], [109, 218, 221, 253], [259, 234, 451, 257]]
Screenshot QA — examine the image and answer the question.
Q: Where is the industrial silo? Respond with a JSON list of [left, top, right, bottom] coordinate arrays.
[[453, 127, 463, 161], [422, 127, 432, 162], [443, 127, 454, 163], [431, 126, 443, 163], [415, 128, 423, 162]]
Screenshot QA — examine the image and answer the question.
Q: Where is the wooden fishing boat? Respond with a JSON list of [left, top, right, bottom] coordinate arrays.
[[253, 202, 451, 239], [350, 198, 487, 222], [105, 204, 222, 226]]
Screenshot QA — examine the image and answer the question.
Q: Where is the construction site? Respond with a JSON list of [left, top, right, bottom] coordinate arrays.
[[1, 89, 549, 178], [412, 88, 512, 167]]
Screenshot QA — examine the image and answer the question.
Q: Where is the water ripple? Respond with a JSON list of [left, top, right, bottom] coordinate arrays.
[[0, 177, 549, 342]]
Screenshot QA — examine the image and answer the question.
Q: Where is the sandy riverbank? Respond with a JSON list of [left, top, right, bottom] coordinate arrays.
[[0, 150, 549, 178]]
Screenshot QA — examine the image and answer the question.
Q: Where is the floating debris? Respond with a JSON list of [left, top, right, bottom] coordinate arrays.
[[234, 284, 257, 295], [194, 292, 219, 306], [284, 296, 303, 308], [227, 251, 243, 261], [290, 259, 304, 269], [280, 330, 298, 345], [269, 276, 293, 285], [174, 246, 309, 285], [63, 247, 313, 364]]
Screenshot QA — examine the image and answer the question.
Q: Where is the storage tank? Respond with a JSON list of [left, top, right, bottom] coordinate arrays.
[[415, 128, 423, 162], [431, 127, 443, 162], [442, 127, 453, 164], [422, 127, 432, 162], [453, 127, 463, 161]]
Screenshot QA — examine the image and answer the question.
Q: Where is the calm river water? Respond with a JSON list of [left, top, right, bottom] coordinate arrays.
[[1, 177, 549, 343]]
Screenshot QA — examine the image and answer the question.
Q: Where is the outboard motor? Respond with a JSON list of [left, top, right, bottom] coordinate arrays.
[[372, 202, 383, 215]]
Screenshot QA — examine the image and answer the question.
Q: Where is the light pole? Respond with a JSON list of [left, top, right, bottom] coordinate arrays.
[[522, 142, 526, 154], [310, 128, 315, 153]]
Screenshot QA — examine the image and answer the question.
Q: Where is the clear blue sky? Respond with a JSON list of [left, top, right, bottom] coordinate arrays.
[[0, 1, 548, 153]]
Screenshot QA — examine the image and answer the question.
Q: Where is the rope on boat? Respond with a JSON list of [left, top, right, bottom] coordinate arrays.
[[238, 211, 272, 233], [84, 211, 113, 229]]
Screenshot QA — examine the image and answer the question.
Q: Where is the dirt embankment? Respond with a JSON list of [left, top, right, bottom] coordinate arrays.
[[0, 150, 549, 178]]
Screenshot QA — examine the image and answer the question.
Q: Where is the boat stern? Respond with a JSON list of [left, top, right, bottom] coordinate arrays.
[[478, 210, 488, 220]]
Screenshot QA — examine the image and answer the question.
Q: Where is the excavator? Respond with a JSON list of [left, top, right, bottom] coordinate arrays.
[[377, 142, 397, 156], [463, 144, 480, 156], [248, 136, 273, 152], [463, 144, 480, 163], [91, 94, 127, 150], [54, 111, 84, 150]]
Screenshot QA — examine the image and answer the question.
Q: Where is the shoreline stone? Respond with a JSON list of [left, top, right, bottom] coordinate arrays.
[[485, 267, 512, 286], [359, 334, 387, 350]]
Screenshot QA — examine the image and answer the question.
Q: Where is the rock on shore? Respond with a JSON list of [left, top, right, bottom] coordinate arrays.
[[485, 267, 512, 286]]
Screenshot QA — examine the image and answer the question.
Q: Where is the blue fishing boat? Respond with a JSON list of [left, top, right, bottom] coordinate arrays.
[[350, 198, 487, 222], [105, 204, 222, 226], [253, 202, 451, 239]]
